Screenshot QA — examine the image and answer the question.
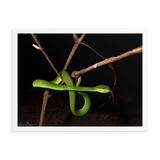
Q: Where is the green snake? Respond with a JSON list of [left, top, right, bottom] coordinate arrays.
[[32, 70, 111, 116]]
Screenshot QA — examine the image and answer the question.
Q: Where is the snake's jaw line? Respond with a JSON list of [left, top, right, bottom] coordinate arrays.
[[97, 88, 105, 93], [95, 85, 110, 93]]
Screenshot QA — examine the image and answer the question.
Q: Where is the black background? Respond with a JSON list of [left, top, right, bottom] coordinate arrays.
[[18, 33, 142, 126]]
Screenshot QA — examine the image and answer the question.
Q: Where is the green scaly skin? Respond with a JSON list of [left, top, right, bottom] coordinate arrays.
[[32, 70, 110, 116]]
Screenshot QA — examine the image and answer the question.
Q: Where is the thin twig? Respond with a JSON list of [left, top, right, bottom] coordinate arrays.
[[73, 34, 78, 40], [31, 34, 64, 126], [98, 64, 117, 108], [31, 34, 63, 81], [80, 42, 117, 106], [76, 44, 142, 107], [63, 34, 86, 70], [59, 34, 86, 85], [80, 42, 106, 59], [74, 46, 142, 76]]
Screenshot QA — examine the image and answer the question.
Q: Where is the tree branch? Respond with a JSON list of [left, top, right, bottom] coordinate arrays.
[[31, 34, 64, 126], [31, 34, 63, 81], [74, 46, 142, 76], [31, 34, 142, 125], [80, 42, 106, 59], [79, 41, 117, 106], [63, 34, 86, 70], [39, 90, 51, 126]]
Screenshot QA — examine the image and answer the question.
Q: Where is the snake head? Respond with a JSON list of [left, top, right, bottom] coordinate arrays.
[[95, 85, 110, 93]]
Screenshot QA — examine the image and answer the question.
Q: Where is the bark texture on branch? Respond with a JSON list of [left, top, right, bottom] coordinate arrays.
[[39, 90, 51, 126], [74, 46, 142, 76], [31, 34, 63, 81]]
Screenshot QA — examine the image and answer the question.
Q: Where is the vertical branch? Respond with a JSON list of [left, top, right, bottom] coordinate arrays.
[[31, 34, 64, 126], [39, 90, 51, 126]]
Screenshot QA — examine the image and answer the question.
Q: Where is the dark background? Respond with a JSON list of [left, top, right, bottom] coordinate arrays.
[[18, 33, 142, 126]]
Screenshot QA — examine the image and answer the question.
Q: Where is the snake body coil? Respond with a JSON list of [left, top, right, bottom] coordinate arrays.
[[32, 70, 110, 116]]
